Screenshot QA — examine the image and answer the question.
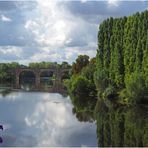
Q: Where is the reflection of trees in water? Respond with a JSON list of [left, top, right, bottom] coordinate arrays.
[[95, 101, 148, 147], [40, 78, 54, 88], [0, 88, 11, 97], [72, 107, 94, 122], [70, 94, 97, 123], [40, 71, 55, 89], [72, 93, 148, 147], [19, 71, 36, 90], [71, 94, 97, 113]]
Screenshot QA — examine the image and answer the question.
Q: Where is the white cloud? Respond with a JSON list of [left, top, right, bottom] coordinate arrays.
[[30, 50, 62, 63], [107, 0, 119, 7], [23, 0, 97, 63], [24, 0, 70, 47], [0, 46, 22, 57], [81, 0, 88, 3], [0, 14, 12, 22], [0, 1, 99, 64]]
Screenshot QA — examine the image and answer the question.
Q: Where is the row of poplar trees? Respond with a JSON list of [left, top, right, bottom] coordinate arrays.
[[95, 10, 148, 104]]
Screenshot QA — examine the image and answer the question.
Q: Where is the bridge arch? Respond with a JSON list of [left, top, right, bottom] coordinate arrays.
[[39, 69, 56, 90], [19, 70, 36, 89], [15, 69, 40, 89]]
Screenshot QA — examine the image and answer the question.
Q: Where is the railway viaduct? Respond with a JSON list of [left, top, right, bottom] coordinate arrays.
[[14, 67, 70, 92]]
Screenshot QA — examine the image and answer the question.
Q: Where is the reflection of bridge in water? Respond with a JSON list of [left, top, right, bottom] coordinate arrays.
[[14, 68, 70, 93]]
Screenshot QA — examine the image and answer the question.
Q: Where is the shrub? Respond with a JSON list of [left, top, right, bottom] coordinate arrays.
[[125, 72, 148, 104], [103, 85, 116, 100]]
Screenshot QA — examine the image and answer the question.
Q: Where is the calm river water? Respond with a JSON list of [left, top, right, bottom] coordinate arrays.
[[0, 91, 97, 147]]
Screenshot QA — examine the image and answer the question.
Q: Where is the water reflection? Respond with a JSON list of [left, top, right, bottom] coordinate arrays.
[[0, 91, 97, 147], [0, 87, 12, 97], [95, 100, 148, 147], [72, 108, 94, 123]]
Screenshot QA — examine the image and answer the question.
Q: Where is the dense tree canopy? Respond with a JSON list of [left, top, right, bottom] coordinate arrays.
[[95, 10, 148, 104]]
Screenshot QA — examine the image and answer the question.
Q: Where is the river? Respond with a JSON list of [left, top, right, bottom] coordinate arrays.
[[0, 90, 97, 147], [0, 86, 147, 147]]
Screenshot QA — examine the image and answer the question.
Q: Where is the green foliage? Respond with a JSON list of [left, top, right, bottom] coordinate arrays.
[[0, 62, 20, 82], [94, 11, 148, 146], [29, 62, 59, 68], [66, 56, 96, 95], [118, 88, 129, 105], [125, 72, 148, 104], [70, 75, 90, 95], [95, 10, 148, 105], [94, 69, 109, 93], [82, 58, 96, 81], [71, 55, 89, 75], [29, 61, 71, 69], [103, 85, 116, 100], [67, 75, 96, 112], [65, 55, 97, 112]]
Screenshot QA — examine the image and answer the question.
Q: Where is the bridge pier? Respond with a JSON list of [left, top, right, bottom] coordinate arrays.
[[16, 73, 20, 89]]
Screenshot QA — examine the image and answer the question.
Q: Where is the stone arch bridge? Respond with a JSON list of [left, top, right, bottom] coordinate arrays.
[[14, 67, 70, 92]]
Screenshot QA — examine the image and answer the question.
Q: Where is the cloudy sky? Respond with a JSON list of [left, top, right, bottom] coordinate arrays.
[[0, 0, 148, 65]]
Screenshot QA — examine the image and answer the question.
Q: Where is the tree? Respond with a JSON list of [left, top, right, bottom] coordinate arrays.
[[72, 55, 89, 74]]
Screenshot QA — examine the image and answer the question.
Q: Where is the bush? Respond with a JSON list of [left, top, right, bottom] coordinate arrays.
[[70, 75, 90, 96], [119, 89, 129, 105], [125, 72, 148, 104], [103, 85, 116, 100]]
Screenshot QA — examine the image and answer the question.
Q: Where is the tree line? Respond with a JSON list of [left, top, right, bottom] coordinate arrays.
[[0, 61, 71, 83], [95, 10, 148, 105]]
